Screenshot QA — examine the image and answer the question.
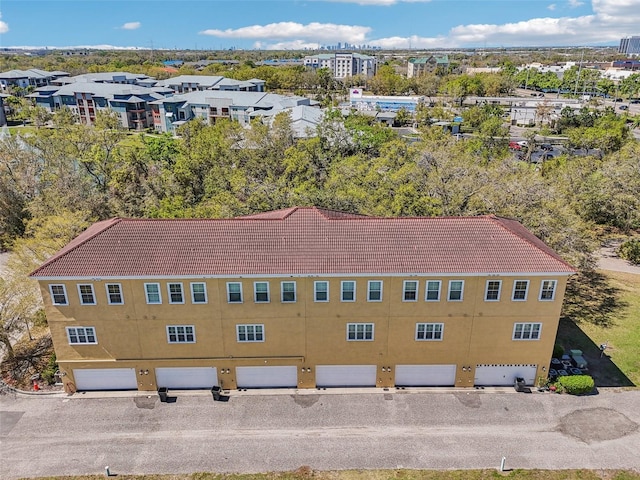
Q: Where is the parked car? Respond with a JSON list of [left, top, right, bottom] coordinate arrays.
[[509, 142, 522, 150], [517, 140, 528, 147], [630, 99, 640, 104], [619, 105, 629, 110], [540, 143, 553, 151], [541, 153, 554, 161]]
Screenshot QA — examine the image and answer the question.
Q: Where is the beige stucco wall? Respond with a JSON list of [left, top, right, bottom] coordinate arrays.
[[39, 274, 568, 391]]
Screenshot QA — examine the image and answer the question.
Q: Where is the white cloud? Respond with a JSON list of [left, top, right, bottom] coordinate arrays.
[[548, 4, 557, 10], [0, 12, 9, 34], [200, 22, 371, 43], [568, 0, 584, 6], [119, 21, 141, 30], [254, 40, 324, 50]]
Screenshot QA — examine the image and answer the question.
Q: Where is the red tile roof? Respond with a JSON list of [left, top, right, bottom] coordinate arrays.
[[30, 207, 576, 278]]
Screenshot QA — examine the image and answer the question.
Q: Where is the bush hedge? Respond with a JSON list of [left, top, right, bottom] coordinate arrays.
[[557, 374, 595, 395], [619, 239, 640, 265]]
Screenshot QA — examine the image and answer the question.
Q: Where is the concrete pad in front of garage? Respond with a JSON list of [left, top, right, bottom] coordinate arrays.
[[1, 389, 639, 479]]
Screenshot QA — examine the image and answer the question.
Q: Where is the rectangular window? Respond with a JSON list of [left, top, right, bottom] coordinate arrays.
[[367, 280, 383, 302], [416, 323, 444, 341], [403, 280, 418, 301], [190, 282, 207, 304], [77, 284, 96, 305], [236, 324, 264, 342], [513, 322, 542, 340], [341, 281, 356, 302], [49, 284, 68, 306], [539, 280, 557, 301], [314, 281, 329, 302], [144, 283, 162, 304], [66, 326, 97, 345], [512, 280, 529, 301], [485, 280, 502, 301], [227, 282, 243, 303], [167, 283, 184, 304], [281, 281, 296, 303], [167, 325, 195, 343], [425, 280, 441, 301], [105, 283, 123, 305], [254, 282, 270, 303], [448, 280, 464, 301], [347, 323, 374, 341]]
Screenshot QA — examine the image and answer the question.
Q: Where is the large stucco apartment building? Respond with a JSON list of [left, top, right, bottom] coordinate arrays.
[[31, 207, 575, 393], [303, 52, 377, 79]]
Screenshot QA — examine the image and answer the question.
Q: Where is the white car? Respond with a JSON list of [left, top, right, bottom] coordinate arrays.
[[517, 140, 528, 147]]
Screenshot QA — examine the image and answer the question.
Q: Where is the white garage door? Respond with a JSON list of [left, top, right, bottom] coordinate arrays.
[[155, 367, 218, 389], [474, 364, 537, 386], [73, 368, 137, 391], [395, 364, 457, 387], [316, 365, 377, 387], [236, 366, 298, 388]]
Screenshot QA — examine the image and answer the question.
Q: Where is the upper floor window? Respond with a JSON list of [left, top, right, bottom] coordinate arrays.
[[539, 280, 557, 301], [77, 284, 96, 305], [347, 323, 374, 341], [485, 280, 501, 301], [314, 281, 329, 302], [513, 322, 541, 340], [167, 325, 195, 344], [341, 281, 356, 302], [190, 282, 207, 304], [106, 283, 123, 305], [227, 282, 243, 303], [254, 282, 270, 303], [66, 326, 97, 345], [403, 280, 418, 302], [448, 280, 464, 301], [416, 323, 444, 341], [237, 324, 264, 342], [512, 280, 529, 301], [425, 281, 441, 302], [144, 283, 162, 304], [281, 281, 296, 303], [167, 283, 185, 304], [49, 284, 68, 306], [367, 281, 383, 302]]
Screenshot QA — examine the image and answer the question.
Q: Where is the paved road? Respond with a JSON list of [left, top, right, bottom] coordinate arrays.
[[2, 389, 639, 478]]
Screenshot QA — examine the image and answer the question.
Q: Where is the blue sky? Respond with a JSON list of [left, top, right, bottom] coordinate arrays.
[[0, 0, 638, 50]]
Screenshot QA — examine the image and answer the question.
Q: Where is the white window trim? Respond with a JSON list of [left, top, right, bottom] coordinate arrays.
[[512, 280, 530, 302], [341, 280, 356, 302], [539, 280, 557, 301], [167, 282, 185, 305], [484, 280, 502, 302], [314, 281, 329, 303], [346, 322, 375, 341], [281, 281, 297, 303], [227, 282, 243, 303], [402, 280, 419, 302], [254, 281, 270, 303], [105, 283, 124, 305], [512, 322, 542, 341], [190, 282, 208, 304], [66, 326, 97, 345], [447, 280, 464, 302], [415, 322, 444, 341], [236, 324, 265, 343], [144, 282, 162, 304], [166, 325, 196, 344], [367, 280, 383, 302], [425, 280, 441, 302], [49, 284, 69, 306], [77, 284, 96, 306]]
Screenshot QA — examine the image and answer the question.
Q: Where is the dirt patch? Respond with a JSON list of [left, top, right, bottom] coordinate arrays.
[[453, 392, 482, 408], [557, 407, 639, 443], [292, 394, 320, 408], [134, 395, 157, 409]]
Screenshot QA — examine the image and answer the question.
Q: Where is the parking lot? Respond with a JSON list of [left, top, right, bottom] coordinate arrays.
[[2, 388, 639, 478]]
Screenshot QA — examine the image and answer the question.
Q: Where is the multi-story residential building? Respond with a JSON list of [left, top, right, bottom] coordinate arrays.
[[31, 207, 575, 393], [0, 68, 69, 92], [150, 90, 312, 133], [155, 75, 265, 94], [303, 52, 377, 79], [619, 36, 640, 56], [407, 56, 449, 78], [52, 72, 155, 87], [350, 88, 424, 112]]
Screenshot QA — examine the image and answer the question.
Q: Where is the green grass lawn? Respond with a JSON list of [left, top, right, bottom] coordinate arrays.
[[557, 270, 640, 388]]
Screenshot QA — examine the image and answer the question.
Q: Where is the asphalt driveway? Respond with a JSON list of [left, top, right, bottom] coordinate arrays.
[[1, 388, 639, 478]]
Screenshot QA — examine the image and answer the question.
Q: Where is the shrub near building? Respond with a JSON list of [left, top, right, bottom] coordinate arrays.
[[557, 375, 595, 395]]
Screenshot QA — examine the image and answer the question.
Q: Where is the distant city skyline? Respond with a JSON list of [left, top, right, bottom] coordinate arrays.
[[0, 0, 638, 51]]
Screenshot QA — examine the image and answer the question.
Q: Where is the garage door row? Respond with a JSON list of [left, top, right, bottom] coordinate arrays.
[[72, 364, 538, 391]]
